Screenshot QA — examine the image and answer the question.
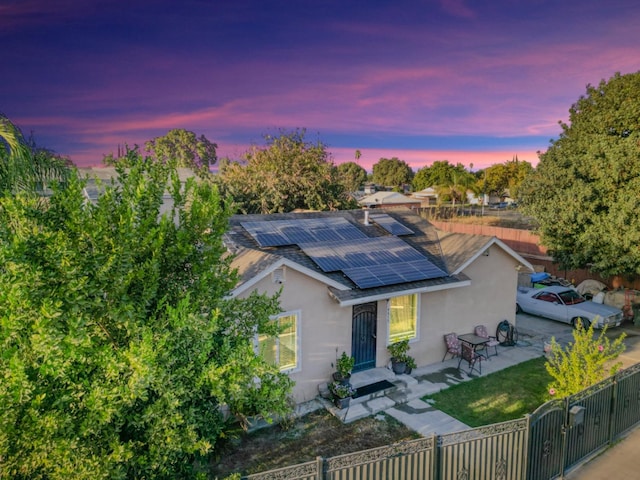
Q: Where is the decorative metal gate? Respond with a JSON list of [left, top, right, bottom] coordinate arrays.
[[352, 302, 377, 372], [527, 399, 565, 480]]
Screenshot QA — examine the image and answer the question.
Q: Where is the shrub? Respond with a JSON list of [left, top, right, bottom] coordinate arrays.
[[545, 321, 626, 398]]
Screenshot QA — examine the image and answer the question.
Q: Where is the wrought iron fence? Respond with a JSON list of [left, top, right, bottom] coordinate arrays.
[[244, 362, 640, 480]]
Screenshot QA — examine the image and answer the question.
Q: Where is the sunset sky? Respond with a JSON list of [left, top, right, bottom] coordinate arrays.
[[2, 0, 639, 171]]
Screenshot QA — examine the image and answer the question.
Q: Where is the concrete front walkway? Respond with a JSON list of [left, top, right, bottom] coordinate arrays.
[[332, 327, 545, 433]]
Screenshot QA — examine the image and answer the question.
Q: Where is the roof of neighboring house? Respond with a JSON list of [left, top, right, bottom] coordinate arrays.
[[437, 231, 535, 275], [225, 208, 470, 306], [412, 187, 438, 199], [358, 191, 422, 207]]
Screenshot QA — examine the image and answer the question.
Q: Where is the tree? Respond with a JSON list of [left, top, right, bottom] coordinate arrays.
[[0, 159, 293, 478], [412, 161, 476, 205], [520, 71, 640, 276], [434, 169, 476, 206], [217, 129, 357, 213], [336, 161, 367, 193], [480, 156, 533, 199], [140, 128, 217, 172], [371, 157, 414, 190], [0, 114, 71, 195]]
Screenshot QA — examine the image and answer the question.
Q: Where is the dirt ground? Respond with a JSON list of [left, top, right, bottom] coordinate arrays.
[[210, 409, 420, 478]]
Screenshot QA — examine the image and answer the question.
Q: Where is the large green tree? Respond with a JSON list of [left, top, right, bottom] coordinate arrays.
[[520, 71, 640, 276], [371, 157, 414, 190], [0, 160, 293, 478], [217, 129, 357, 213], [336, 161, 367, 193], [480, 156, 533, 199], [104, 129, 217, 173]]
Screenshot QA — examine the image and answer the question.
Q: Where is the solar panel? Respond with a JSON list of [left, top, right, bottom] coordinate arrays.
[[299, 237, 427, 273], [240, 221, 291, 247], [343, 259, 447, 289], [369, 213, 414, 236], [241, 217, 367, 247]]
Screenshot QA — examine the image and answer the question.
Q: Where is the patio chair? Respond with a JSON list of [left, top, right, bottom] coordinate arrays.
[[474, 325, 500, 359], [442, 333, 461, 362], [458, 342, 483, 375]]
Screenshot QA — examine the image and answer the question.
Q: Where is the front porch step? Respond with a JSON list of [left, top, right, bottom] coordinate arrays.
[[351, 382, 398, 405], [323, 367, 437, 423]]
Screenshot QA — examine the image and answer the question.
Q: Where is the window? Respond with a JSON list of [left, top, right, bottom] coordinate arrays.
[[388, 294, 418, 343], [258, 312, 299, 372]]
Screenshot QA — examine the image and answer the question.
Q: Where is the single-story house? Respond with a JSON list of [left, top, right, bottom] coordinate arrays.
[[358, 191, 422, 209], [412, 187, 438, 205], [225, 208, 533, 405]]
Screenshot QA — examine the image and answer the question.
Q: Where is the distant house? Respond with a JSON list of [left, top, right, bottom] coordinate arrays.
[[225, 208, 533, 405], [358, 191, 422, 209], [412, 187, 438, 205]]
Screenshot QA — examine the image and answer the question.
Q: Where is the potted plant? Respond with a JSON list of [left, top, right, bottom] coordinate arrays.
[[387, 339, 410, 374], [329, 381, 356, 409], [332, 351, 355, 384], [403, 355, 417, 374]]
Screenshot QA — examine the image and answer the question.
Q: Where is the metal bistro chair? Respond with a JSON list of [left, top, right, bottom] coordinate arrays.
[[458, 341, 483, 375], [474, 324, 500, 359], [442, 333, 461, 362]]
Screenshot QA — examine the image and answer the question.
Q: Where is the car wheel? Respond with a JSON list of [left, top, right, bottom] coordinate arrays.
[[572, 317, 590, 330], [516, 303, 522, 314]]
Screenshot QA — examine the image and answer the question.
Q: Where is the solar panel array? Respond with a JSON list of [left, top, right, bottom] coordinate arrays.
[[298, 237, 424, 272], [241, 217, 366, 247], [240, 216, 447, 289], [369, 213, 414, 236], [343, 259, 447, 289]]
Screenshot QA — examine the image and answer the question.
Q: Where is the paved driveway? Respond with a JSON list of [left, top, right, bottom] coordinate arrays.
[[517, 311, 640, 367]]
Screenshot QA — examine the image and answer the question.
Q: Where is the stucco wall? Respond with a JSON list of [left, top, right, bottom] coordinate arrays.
[[375, 246, 520, 367], [237, 266, 352, 404], [238, 246, 521, 404]]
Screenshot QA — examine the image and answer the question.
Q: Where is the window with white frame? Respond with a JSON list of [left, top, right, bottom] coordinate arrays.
[[258, 312, 299, 372], [388, 294, 418, 343]]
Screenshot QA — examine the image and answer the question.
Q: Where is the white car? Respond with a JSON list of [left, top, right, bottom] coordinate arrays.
[[516, 285, 623, 329]]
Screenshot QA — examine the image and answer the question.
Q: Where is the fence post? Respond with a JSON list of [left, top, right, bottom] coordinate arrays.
[[558, 397, 570, 479], [431, 433, 439, 480], [608, 373, 619, 445], [523, 414, 531, 480], [316, 456, 324, 480]]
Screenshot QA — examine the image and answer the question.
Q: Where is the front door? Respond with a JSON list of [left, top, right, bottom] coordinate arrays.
[[351, 302, 377, 372]]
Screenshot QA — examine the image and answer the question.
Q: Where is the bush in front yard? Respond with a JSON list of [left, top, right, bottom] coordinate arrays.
[[545, 322, 626, 398]]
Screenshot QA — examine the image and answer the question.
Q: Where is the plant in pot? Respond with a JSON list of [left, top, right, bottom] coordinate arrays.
[[403, 355, 417, 374], [332, 351, 355, 385], [387, 339, 411, 374], [329, 381, 356, 409]]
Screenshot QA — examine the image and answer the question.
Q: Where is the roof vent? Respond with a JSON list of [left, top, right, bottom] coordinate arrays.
[[272, 267, 285, 284], [364, 209, 371, 226]]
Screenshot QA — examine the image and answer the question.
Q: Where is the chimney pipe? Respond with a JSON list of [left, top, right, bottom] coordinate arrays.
[[364, 209, 370, 226]]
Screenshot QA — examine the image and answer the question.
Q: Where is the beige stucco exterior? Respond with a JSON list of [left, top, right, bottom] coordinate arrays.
[[235, 241, 525, 404]]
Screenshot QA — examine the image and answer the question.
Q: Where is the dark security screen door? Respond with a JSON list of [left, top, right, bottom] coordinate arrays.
[[351, 302, 377, 372]]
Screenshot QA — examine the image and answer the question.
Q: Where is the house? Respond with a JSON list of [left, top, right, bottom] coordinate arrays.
[[225, 208, 533, 405], [412, 187, 438, 205], [358, 191, 422, 209]]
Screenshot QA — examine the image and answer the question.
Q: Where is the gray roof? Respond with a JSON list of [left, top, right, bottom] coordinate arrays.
[[226, 208, 470, 304]]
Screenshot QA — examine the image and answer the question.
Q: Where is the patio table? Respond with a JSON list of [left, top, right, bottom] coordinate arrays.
[[457, 333, 490, 358]]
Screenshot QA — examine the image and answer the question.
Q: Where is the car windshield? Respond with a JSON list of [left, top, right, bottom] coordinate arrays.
[[558, 289, 586, 305]]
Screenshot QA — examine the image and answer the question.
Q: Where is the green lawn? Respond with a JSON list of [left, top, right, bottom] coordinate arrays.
[[423, 356, 552, 427]]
